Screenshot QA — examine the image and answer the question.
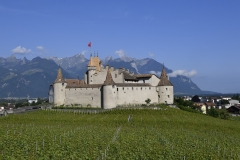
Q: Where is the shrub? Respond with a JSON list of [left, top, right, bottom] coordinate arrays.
[[145, 98, 151, 105], [207, 108, 219, 118], [178, 105, 200, 114], [219, 110, 230, 120]]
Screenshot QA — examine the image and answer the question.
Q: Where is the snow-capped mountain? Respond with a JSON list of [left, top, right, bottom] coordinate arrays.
[[0, 56, 71, 98], [0, 54, 218, 98], [47, 54, 88, 78], [48, 54, 213, 95]]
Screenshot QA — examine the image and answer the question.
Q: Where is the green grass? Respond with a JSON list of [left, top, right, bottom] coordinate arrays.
[[0, 108, 239, 159]]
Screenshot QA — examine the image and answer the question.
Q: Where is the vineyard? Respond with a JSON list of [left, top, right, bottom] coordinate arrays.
[[0, 108, 240, 159]]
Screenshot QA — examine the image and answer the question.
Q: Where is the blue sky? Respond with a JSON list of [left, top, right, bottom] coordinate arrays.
[[0, 0, 239, 93]]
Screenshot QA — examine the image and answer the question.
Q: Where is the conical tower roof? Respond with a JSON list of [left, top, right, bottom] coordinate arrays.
[[158, 65, 173, 86], [54, 68, 65, 83], [104, 69, 115, 85], [88, 56, 93, 66]]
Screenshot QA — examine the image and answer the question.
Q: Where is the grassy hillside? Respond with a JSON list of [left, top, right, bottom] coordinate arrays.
[[0, 108, 239, 159]]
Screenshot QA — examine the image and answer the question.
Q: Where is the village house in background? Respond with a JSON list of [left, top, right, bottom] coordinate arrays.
[[49, 55, 174, 108], [181, 95, 240, 115]]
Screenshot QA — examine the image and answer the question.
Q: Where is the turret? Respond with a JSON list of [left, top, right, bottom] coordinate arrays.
[[87, 53, 101, 84], [53, 67, 67, 106], [102, 70, 117, 109], [158, 65, 174, 104]]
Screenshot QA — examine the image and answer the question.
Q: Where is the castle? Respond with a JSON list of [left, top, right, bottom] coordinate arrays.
[[49, 55, 174, 109]]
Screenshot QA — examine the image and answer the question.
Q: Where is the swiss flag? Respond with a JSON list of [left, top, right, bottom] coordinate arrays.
[[88, 42, 91, 47]]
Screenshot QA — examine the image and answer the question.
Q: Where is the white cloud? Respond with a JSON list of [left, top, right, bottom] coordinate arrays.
[[12, 46, 31, 55], [148, 52, 154, 57], [149, 71, 161, 76], [168, 70, 197, 78], [36, 46, 44, 50], [80, 50, 87, 55], [115, 49, 125, 58]]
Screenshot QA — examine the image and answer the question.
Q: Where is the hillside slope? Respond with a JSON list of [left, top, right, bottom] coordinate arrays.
[[0, 56, 71, 98], [0, 108, 239, 159]]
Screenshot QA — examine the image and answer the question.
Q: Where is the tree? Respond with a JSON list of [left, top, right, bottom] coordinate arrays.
[[207, 108, 219, 118], [15, 103, 23, 108], [219, 110, 230, 120], [191, 95, 200, 102], [232, 94, 240, 101], [32, 101, 36, 106], [23, 102, 29, 106], [221, 99, 229, 105], [145, 98, 151, 105], [36, 97, 42, 105]]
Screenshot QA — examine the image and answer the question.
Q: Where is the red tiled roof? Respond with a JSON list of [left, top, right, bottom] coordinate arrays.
[[205, 102, 216, 106]]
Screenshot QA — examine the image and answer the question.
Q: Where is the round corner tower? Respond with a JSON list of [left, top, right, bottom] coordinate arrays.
[[158, 66, 174, 104], [53, 68, 67, 106], [102, 70, 116, 109]]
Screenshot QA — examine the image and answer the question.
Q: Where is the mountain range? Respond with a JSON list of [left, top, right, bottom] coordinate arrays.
[[0, 54, 217, 98]]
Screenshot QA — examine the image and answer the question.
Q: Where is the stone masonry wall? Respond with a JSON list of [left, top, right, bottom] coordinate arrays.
[[65, 87, 101, 108], [115, 86, 158, 105]]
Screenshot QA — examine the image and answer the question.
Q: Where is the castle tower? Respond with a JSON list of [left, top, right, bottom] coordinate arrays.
[[158, 65, 174, 104], [102, 69, 117, 109], [87, 53, 101, 84], [53, 67, 67, 106]]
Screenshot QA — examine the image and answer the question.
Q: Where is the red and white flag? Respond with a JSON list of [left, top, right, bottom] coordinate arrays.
[[88, 42, 91, 47]]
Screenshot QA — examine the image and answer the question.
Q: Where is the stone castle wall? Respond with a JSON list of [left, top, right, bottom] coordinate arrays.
[[64, 87, 101, 108], [115, 86, 158, 105], [62, 85, 165, 108]]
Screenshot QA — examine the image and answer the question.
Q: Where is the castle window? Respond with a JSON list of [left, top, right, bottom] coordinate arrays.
[[92, 97, 93, 100], [149, 87, 151, 90], [123, 87, 124, 90], [141, 87, 142, 90], [92, 88, 93, 90], [62, 83, 64, 86], [117, 88, 118, 91], [112, 85, 114, 88], [166, 88, 168, 91], [91, 80, 92, 82], [158, 95, 160, 98], [168, 95, 170, 98], [115, 74, 117, 78], [132, 87, 134, 90], [143, 80, 145, 83]]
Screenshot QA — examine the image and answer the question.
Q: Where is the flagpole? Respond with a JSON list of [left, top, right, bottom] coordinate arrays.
[[88, 41, 92, 57]]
